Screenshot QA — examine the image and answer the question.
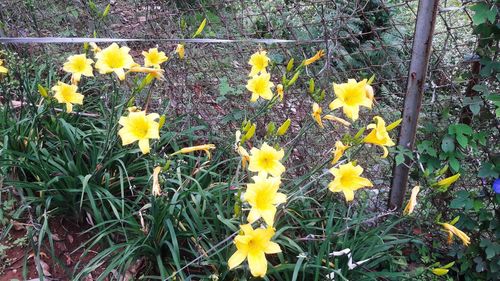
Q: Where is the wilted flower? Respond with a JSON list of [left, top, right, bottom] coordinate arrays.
[[175, 44, 185, 59], [172, 144, 216, 159], [118, 111, 160, 154], [311, 103, 324, 128], [323, 114, 351, 127], [403, 185, 420, 215], [248, 50, 270, 77], [246, 72, 274, 102], [441, 222, 470, 246], [128, 66, 165, 80], [95, 43, 136, 80], [152, 166, 162, 196], [304, 49, 325, 66], [89, 42, 101, 53], [244, 174, 286, 225], [365, 83, 375, 104], [52, 81, 84, 113], [363, 116, 396, 158], [248, 143, 285, 177], [142, 48, 168, 68], [63, 54, 94, 84], [332, 141, 349, 165], [328, 162, 373, 202], [276, 84, 284, 101], [329, 79, 373, 121], [228, 224, 281, 277]]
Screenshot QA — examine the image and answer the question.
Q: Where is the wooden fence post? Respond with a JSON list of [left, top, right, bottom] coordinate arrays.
[[389, 0, 440, 210]]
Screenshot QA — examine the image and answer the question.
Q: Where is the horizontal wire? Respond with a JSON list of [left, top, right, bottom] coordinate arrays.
[[0, 37, 325, 44]]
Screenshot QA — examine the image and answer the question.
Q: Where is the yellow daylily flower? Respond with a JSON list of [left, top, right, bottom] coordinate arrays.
[[323, 114, 351, 127], [332, 141, 349, 165], [128, 66, 165, 80], [276, 84, 284, 101], [329, 79, 373, 121], [328, 162, 373, 202], [363, 116, 395, 158], [311, 103, 324, 128], [436, 174, 460, 189], [248, 50, 270, 77], [304, 49, 325, 66], [246, 72, 275, 102], [441, 222, 470, 246], [228, 224, 281, 278], [142, 48, 168, 68], [175, 44, 185, 59], [95, 43, 136, 80], [248, 142, 285, 177], [152, 166, 162, 196], [51, 81, 84, 113], [63, 54, 94, 84], [244, 174, 286, 225], [118, 111, 160, 154], [431, 268, 449, 276], [403, 185, 420, 215], [0, 59, 8, 74], [172, 144, 216, 159]]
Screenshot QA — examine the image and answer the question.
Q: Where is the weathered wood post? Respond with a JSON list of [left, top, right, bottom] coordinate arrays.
[[389, 0, 440, 210]]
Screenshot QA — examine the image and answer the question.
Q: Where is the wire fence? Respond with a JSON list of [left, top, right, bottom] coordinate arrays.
[[0, 0, 482, 209]]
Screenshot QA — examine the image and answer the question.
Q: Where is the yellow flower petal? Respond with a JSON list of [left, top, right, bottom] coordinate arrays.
[[228, 250, 247, 269], [265, 241, 281, 254], [248, 251, 267, 277]]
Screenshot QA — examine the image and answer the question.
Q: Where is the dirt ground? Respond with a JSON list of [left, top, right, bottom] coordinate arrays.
[[1, 217, 103, 281]]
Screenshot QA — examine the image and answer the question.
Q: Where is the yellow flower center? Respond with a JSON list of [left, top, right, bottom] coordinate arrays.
[[253, 78, 268, 94], [254, 56, 266, 69], [255, 188, 271, 209], [343, 89, 363, 106], [257, 154, 273, 170], [339, 171, 356, 187], [71, 57, 87, 72], [104, 51, 126, 69], [129, 118, 150, 138], [148, 53, 160, 64], [61, 86, 74, 102]]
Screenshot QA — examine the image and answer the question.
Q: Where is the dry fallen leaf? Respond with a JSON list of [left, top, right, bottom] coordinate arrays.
[[39, 259, 52, 277]]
